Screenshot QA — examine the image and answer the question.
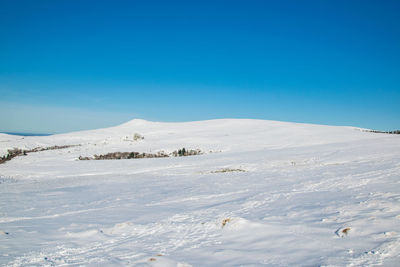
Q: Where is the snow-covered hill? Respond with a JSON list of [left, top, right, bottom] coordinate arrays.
[[1, 119, 399, 266]]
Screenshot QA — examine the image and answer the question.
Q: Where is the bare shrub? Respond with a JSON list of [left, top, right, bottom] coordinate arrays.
[[133, 133, 144, 140], [212, 168, 246, 173], [79, 148, 202, 161], [171, 148, 202, 157]]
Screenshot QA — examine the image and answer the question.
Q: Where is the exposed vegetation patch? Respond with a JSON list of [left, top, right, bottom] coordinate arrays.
[[0, 145, 79, 164], [212, 168, 246, 173], [341, 227, 351, 235], [1, 148, 28, 164], [133, 133, 144, 140], [221, 218, 232, 228], [171, 148, 202, 157], [80, 151, 169, 160], [336, 227, 351, 237], [363, 129, 400, 134], [79, 148, 202, 160], [123, 133, 144, 142]]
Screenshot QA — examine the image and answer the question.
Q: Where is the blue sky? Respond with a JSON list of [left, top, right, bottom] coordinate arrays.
[[1, 0, 399, 133]]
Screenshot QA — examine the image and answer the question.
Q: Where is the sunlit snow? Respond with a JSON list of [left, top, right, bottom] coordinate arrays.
[[1, 119, 399, 266]]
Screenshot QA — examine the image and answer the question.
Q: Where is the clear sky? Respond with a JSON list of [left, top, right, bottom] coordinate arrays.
[[1, 0, 399, 133]]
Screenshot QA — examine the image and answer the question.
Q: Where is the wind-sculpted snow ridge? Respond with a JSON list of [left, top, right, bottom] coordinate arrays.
[[0, 119, 400, 266]]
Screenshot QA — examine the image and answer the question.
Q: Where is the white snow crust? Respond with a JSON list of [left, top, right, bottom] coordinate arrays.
[[0, 119, 399, 266]]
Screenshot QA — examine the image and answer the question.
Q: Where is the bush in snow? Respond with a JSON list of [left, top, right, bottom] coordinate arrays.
[[79, 148, 203, 160], [172, 148, 202, 157], [133, 133, 144, 140]]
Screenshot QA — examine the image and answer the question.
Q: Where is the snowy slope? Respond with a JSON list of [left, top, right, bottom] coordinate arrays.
[[1, 119, 399, 266]]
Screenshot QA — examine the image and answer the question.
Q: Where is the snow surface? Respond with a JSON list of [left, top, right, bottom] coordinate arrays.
[[1, 119, 400, 266]]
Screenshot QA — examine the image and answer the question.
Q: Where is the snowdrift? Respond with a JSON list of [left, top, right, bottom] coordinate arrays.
[[1, 119, 399, 266]]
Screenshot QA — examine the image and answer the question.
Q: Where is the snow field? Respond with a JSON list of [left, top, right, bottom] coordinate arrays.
[[1, 119, 399, 266]]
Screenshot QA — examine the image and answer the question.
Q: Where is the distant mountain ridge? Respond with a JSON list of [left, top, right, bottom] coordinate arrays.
[[0, 132, 53, 136]]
